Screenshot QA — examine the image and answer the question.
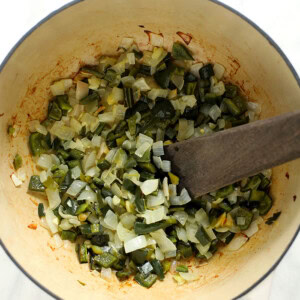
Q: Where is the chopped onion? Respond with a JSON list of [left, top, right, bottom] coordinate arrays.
[[175, 226, 188, 243], [141, 179, 159, 195], [196, 242, 210, 255], [171, 188, 191, 205], [133, 78, 150, 92], [76, 81, 89, 100], [141, 206, 166, 224], [121, 75, 135, 87], [148, 88, 168, 101], [98, 112, 115, 123], [163, 177, 169, 200], [165, 250, 176, 258], [107, 87, 124, 105], [227, 234, 248, 251], [45, 208, 59, 234], [120, 213, 136, 229], [50, 122, 75, 140], [161, 160, 171, 172], [208, 104, 221, 121], [177, 119, 194, 141], [11, 173, 22, 187], [190, 63, 203, 78], [179, 272, 198, 282], [152, 141, 164, 156], [127, 53, 135, 65], [46, 188, 61, 210], [213, 63, 225, 80], [50, 79, 72, 96], [171, 74, 184, 90], [153, 156, 163, 169], [155, 247, 164, 261], [17, 169, 26, 182], [103, 210, 118, 230], [124, 235, 147, 253], [195, 208, 210, 227], [112, 148, 128, 169], [59, 219, 74, 230], [150, 229, 176, 253], [119, 37, 133, 50], [217, 118, 225, 129], [37, 154, 53, 170], [173, 211, 188, 226], [82, 151, 96, 173], [148, 33, 164, 47], [185, 222, 199, 243], [85, 166, 99, 177], [135, 142, 151, 158], [247, 102, 261, 114], [117, 222, 136, 242], [147, 190, 165, 207], [92, 135, 102, 147], [261, 169, 272, 180], [211, 81, 225, 96], [66, 180, 87, 197], [77, 190, 97, 203], [136, 133, 154, 148], [237, 217, 246, 226], [101, 268, 112, 281], [243, 220, 258, 237]]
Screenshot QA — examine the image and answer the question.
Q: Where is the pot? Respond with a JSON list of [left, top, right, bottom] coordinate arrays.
[[0, 0, 299, 299]]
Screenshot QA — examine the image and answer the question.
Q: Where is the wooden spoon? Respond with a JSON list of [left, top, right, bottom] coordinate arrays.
[[164, 111, 300, 198]]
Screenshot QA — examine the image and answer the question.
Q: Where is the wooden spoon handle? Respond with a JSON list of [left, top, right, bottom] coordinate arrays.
[[164, 111, 300, 198]]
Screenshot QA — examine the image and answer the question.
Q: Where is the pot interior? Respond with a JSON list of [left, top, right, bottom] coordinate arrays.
[[0, 0, 299, 299]]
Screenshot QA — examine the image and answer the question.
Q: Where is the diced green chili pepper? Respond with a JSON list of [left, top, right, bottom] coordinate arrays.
[[230, 206, 253, 230], [136, 148, 151, 163], [102, 187, 113, 198], [38, 203, 45, 218], [150, 259, 164, 280], [134, 187, 146, 213], [76, 202, 89, 215], [13, 154, 22, 170], [223, 98, 241, 116], [63, 198, 78, 215], [259, 176, 270, 190], [78, 244, 88, 263], [80, 91, 99, 105], [172, 42, 194, 61], [265, 211, 281, 225], [224, 84, 239, 99], [199, 64, 214, 80], [116, 270, 132, 281], [138, 162, 156, 174], [56, 95, 72, 112], [7, 125, 15, 136], [216, 184, 234, 198], [94, 122, 105, 135], [52, 169, 67, 185], [127, 115, 137, 136], [152, 98, 176, 119], [91, 234, 109, 247], [134, 218, 177, 235], [195, 226, 211, 246], [258, 194, 272, 215], [242, 175, 261, 191], [94, 252, 118, 268], [124, 87, 134, 108], [176, 265, 188, 273], [218, 201, 232, 212], [28, 175, 45, 192], [29, 132, 50, 156], [69, 149, 84, 160], [133, 49, 143, 59], [154, 68, 171, 89], [67, 159, 81, 169], [123, 178, 136, 194], [204, 93, 218, 104], [185, 81, 197, 95], [97, 159, 111, 171], [81, 66, 103, 78], [162, 260, 171, 273], [130, 249, 148, 265], [232, 96, 247, 115], [249, 190, 265, 202], [61, 230, 77, 242], [135, 273, 157, 288], [104, 68, 117, 82], [59, 170, 72, 193], [48, 100, 62, 121]]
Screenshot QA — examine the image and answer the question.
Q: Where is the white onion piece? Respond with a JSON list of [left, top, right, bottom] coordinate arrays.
[[37, 154, 53, 170], [243, 221, 259, 237], [150, 229, 176, 253], [71, 166, 81, 179], [152, 141, 164, 156], [76, 81, 89, 100], [185, 222, 199, 243], [66, 180, 87, 197], [124, 235, 147, 253], [46, 188, 61, 210], [133, 78, 151, 92], [165, 250, 176, 258], [45, 208, 59, 234], [92, 135, 102, 147], [98, 112, 115, 123], [119, 37, 133, 50], [120, 213, 136, 230], [170, 260, 177, 273], [50, 122, 75, 140], [211, 81, 225, 96], [161, 160, 171, 172], [177, 119, 194, 141], [141, 206, 166, 224], [16, 169, 26, 182], [173, 211, 188, 226], [136, 133, 154, 148], [213, 63, 225, 80], [195, 208, 210, 227], [59, 219, 74, 230], [208, 104, 221, 121], [148, 89, 168, 101], [103, 210, 118, 230], [141, 179, 159, 195], [70, 118, 82, 134], [82, 151, 96, 173], [195, 242, 210, 255], [11, 173, 22, 187], [50, 79, 72, 96], [179, 272, 198, 282], [190, 63, 203, 78], [227, 234, 248, 251], [77, 190, 97, 203], [147, 190, 165, 207], [101, 268, 112, 281], [117, 222, 136, 242], [153, 156, 163, 169], [163, 177, 169, 200], [175, 226, 188, 243], [155, 247, 164, 261]]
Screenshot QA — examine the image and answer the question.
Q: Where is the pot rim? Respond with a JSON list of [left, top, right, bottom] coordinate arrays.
[[0, 0, 299, 299]]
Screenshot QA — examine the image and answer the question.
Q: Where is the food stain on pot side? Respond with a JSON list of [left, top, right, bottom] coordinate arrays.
[[176, 31, 193, 45], [293, 195, 297, 202], [285, 172, 290, 179]]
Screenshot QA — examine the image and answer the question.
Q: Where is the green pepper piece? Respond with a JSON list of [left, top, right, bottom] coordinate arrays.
[[130, 249, 148, 265], [177, 241, 193, 258], [91, 234, 109, 247], [216, 184, 234, 198], [224, 84, 239, 99], [52, 169, 67, 185], [80, 91, 99, 105], [218, 201, 232, 212], [249, 190, 265, 202], [204, 92, 218, 104], [116, 270, 132, 281], [134, 219, 177, 235], [230, 206, 253, 230], [258, 194, 272, 215], [69, 149, 84, 160], [232, 96, 247, 115], [67, 159, 81, 169], [28, 175, 45, 192], [265, 211, 281, 225], [135, 273, 157, 288], [172, 42, 194, 61], [48, 101, 62, 121], [78, 244, 88, 263], [7, 125, 15, 136], [94, 252, 118, 268], [79, 224, 92, 235], [154, 68, 171, 89], [56, 95, 72, 112], [242, 175, 262, 191], [101, 187, 113, 198], [29, 132, 50, 156], [94, 122, 105, 136], [223, 98, 241, 116], [134, 187, 146, 213], [59, 170, 72, 193], [38, 203, 45, 218], [136, 148, 151, 163], [61, 230, 77, 242], [81, 66, 103, 78], [127, 115, 137, 136], [176, 265, 188, 273], [150, 259, 164, 280], [259, 176, 271, 190], [76, 202, 89, 215], [97, 159, 111, 171], [123, 178, 136, 194], [63, 198, 78, 215], [152, 98, 176, 120], [185, 81, 197, 95], [124, 156, 137, 170], [124, 87, 134, 108], [195, 226, 211, 246], [138, 162, 156, 174], [13, 154, 22, 170], [231, 117, 249, 127], [104, 68, 117, 82], [162, 260, 171, 273]]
